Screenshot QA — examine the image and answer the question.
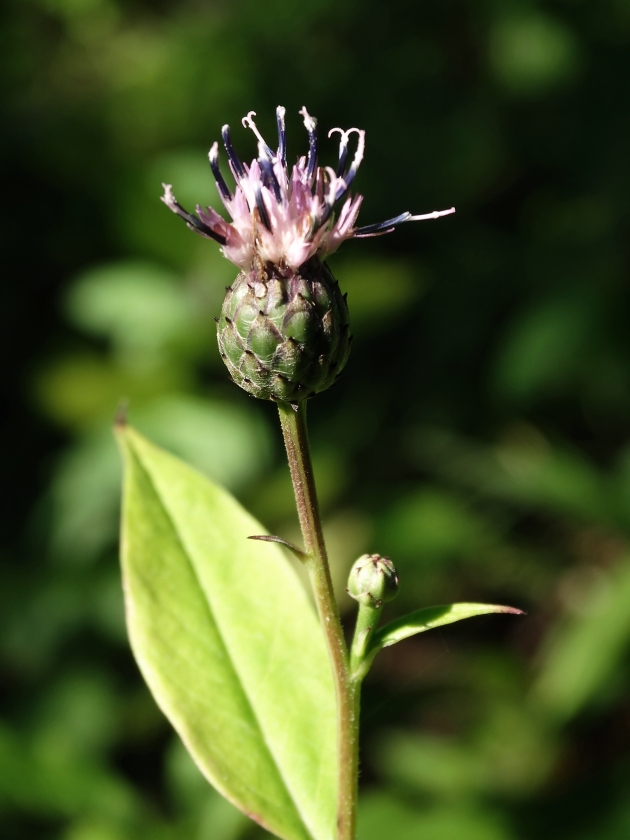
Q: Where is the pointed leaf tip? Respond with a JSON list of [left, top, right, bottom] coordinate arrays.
[[248, 535, 307, 561], [371, 602, 525, 654], [114, 398, 129, 429]]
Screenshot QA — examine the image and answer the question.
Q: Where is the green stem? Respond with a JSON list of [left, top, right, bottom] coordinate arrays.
[[277, 401, 358, 840], [349, 601, 382, 683]]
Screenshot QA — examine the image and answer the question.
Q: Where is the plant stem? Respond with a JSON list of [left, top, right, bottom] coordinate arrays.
[[277, 401, 358, 840], [349, 602, 381, 682]]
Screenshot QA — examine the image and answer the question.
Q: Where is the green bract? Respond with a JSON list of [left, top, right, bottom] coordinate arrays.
[[217, 257, 351, 402], [347, 554, 399, 607]]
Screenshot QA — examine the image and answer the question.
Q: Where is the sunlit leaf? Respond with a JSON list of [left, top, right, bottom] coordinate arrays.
[[371, 603, 524, 654], [117, 425, 337, 840], [327, 257, 421, 335], [531, 556, 630, 721], [49, 395, 272, 565], [492, 292, 594, 402], [358, 792, 513, 840], [489, 12, 581, 94], [65, 261, 193, 358]]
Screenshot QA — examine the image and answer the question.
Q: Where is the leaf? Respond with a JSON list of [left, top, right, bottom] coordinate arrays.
[[358, 791, 512, 840], [248, 534, 307, 561], [117, 425, 337, 840], [371, 603, 524, 654], [531, 555, 630, 721]]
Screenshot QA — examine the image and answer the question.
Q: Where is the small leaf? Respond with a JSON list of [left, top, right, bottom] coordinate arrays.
[[371, 603, 524, 654], [117, 426, 337, 840], [248, 534, 307, 561]]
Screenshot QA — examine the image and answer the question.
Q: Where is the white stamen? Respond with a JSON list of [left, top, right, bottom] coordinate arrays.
[[242, 111, 273, 154], [161, 183, 176, 207], [333, 129, 365, 200], [408, 207, 456, 221], [299, 106, 317, 133], [348, 130, 366, 172], [276, 106, 287, 164], [208, 141, 219, 164], [328, 126, 363, 147]]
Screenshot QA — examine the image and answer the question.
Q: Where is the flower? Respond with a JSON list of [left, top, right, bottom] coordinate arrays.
[[161, 106, 454, 271], [162, 106, 455, 402]]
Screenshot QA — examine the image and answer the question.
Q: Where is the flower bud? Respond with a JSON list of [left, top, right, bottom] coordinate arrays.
[[217, 257, 350, 402], [347, 554, 399, 608]]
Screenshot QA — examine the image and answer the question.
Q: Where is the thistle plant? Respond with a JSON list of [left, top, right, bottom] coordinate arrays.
[[117, 106, 522, 840]]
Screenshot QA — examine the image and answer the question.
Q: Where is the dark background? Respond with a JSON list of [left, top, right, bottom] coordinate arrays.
[[3, 0, 630, 838]]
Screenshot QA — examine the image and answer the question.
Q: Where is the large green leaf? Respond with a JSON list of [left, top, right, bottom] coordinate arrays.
[[371, 603, 524, 654], [117, 425, 337, 840]]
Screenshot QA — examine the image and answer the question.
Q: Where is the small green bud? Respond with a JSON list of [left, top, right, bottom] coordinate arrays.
[[347, 554, 399, 608]]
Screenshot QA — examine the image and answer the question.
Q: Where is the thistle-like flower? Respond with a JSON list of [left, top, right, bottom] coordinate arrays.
[[162, 106, 454, 402]]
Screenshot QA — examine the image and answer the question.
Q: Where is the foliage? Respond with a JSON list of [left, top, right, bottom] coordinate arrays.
[[3, 0, 630, 838], [118, 426, 337, 840]]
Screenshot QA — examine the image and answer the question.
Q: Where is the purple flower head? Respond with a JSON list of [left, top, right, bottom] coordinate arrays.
[[161, 106, 455, 271]]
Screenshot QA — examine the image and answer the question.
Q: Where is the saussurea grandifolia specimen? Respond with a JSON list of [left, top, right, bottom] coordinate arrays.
[[116, 106, 523, 840]]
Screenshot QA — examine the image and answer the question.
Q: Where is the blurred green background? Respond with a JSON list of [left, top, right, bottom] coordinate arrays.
[[3, 0, 630, 837]]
